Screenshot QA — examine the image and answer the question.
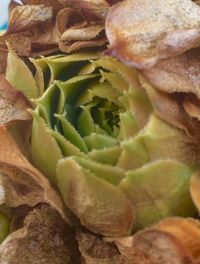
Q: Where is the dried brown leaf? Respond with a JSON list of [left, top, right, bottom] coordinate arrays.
[[21, 0, 63, 14], [7, 5, 53, 34], [0, 205, 81, 264], [0, 125, 67, 222], [142, 48, 200, 99], [77, 229, 128, 264], [0, 76, 31, 125], [56, 7, 106, 53], [141, 78, 200, 137], [111, 218, 200, 264], [106, 0, 200, 69]]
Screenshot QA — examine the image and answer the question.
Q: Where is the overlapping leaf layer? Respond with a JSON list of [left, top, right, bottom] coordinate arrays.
[[28, 53, 198, 236]]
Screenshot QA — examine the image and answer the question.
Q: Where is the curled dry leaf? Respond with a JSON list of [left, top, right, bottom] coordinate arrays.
[[111, 218, 200, 264], [56, 7, 107, 53], [76, 228, 127, 264], [106, 0, 200, 69], [140, 77, 200, 137], [0, 75, 31, 125], [0, 205, 81, 264], [142, 48, 200, 98], [0, 125, 67, 222]]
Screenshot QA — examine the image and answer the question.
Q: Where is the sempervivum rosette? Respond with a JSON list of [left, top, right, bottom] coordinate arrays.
[[25, 52, 198, 237], [2, 0, 200, 263]]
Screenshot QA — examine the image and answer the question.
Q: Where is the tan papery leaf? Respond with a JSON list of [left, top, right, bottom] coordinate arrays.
[[7, 4, 53, 34], [106, 0, 200, 69], [142, 48, 200, 99], [111, 218, 200, 264]]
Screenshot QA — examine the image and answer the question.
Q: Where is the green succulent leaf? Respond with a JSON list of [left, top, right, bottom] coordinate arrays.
[[6, 47, 39, 99], [31, 111, 63, 184], [120, 160, 197, 231]]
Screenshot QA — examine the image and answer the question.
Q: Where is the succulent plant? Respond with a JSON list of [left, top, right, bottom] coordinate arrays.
[[2, 0, 200, 263], [6, 50, 192, 237]]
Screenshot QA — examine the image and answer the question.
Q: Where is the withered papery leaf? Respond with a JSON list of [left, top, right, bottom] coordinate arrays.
[[141, 78, 200, 137], [0, 76, 31, 125], [56, 7, 107, 53], [106, 0, 200, 69], [0, 205, 81, 264], [0, 126, 67, 221], [76, 229, 128, 264], [21, 0, 63, 14], [142, 48, 200, 99], [111, 218, 200, 264], [7, 4, 53, 34]]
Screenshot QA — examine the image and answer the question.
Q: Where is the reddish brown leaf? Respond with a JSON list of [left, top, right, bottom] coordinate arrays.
[[183, 94, 200, 121], [0, 205, 81, 264]]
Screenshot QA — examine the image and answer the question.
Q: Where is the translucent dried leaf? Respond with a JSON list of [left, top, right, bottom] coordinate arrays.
[[0, 76, 31, 125], [7, 4, 53, 34], [142, 48, 200, 98], [106, 0, 200, 69], [0, 205, 81, 264]]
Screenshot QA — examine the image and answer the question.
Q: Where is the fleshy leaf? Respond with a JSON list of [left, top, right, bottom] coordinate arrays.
[[117, 135, 149, 171], [6, 47, 39, 99], [119, 111, 139, 140], [106, 0, 200, 69], [56, 157, 134, 237], [140, 114, 200, 167], [31, 111, 63, 184], [73, 156, 125, 185], [120, 160, 196, 230], [88, 145, 121, 165], [84, 133, 118, 151]]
